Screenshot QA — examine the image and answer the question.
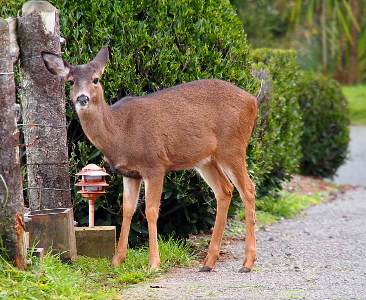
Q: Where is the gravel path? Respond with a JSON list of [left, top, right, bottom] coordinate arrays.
[[333, 126, 366, 186], [122, 187, 366, 299]]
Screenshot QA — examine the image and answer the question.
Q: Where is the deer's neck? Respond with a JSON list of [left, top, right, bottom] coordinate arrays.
[[77, 101, 120, 155]]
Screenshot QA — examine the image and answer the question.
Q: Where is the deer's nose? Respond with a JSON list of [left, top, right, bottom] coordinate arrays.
[[76, 95, 89, 105]]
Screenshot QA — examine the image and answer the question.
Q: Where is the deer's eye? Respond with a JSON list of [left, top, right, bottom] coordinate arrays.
[[93, 78, 99, 84], [68, 80, 74, 86]]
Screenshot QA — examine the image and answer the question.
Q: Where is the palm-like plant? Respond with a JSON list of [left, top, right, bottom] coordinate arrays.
[[279, 0, 363, 83]]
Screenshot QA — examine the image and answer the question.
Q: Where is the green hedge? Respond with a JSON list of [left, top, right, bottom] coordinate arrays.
[[297, 71, 350, 178], [60, 0, 258, 241], [250, 49, 303, 195]]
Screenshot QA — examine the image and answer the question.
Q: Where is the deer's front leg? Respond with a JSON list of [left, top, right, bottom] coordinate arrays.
[[111, 177, 141, 267], [144, 175, 165, 271]]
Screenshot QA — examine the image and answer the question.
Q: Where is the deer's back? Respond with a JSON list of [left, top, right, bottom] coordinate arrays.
[[112, 79, 256, 124], [107, 79, 257, 173]]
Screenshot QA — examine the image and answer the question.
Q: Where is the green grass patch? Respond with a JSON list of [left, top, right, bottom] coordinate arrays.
[[0, 236, 194, 299], [255, 210, 279, 224], [342, 84, 366, 125], [236, 190, 322, 225], [257, 191, 321, 220]]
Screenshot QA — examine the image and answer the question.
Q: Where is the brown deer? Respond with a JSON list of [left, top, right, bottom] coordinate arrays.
[[41, 46, 257, 273]]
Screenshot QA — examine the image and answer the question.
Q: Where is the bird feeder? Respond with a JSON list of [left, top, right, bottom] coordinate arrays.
[[75, 164, 109, 227]]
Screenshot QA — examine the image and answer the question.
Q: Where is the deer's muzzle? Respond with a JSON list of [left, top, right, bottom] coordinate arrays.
[[76, 95, 89, 106]]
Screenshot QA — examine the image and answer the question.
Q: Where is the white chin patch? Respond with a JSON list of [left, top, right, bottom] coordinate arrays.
[[76, 103, 89, 112]]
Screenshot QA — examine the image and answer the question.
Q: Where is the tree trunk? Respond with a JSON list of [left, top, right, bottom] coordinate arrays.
[[321, 1, 327, 70], [17, 1, 71, 209], [348, 0, 359, 84], [0, 18, 27, 270]]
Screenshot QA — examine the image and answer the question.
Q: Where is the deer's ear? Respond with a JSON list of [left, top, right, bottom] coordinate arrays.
[[92, 46, 109, 73], [41, 51, 71, 78]]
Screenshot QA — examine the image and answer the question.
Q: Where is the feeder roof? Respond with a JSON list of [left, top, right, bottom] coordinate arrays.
[[76, 164, 109, 176]]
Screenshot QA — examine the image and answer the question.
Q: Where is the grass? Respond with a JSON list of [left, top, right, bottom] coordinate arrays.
[[236, 190, 322, 226], [256, 191, 322, 221], [0, 236, 194, 299], [342, 84, 366, 125]]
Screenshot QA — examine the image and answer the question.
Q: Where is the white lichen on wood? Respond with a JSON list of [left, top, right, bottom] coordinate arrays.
[[22, 1, 57, 34]]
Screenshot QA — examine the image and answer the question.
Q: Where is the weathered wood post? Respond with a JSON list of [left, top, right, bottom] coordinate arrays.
[[17, 1, 71, 209], [0, 18, 27, 270]]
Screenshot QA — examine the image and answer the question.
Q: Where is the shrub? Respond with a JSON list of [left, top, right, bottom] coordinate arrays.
[[57, 0, 258, 241], [297, 71, 350, 178], [250, 49, 303, 195], [58, 0, 256, 98]]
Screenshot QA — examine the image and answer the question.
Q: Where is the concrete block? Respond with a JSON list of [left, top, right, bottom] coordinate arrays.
[[25, 208, 77, 261], [75, 226, 116, 259], [27, 247, 45, 260]]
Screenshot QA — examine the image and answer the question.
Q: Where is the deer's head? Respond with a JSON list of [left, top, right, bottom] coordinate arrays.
[[41, 47, 109, 113]]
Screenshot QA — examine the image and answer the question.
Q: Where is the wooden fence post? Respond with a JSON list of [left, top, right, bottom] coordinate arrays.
[[0, 18, 27, 270], [17, 1, 71, 209]]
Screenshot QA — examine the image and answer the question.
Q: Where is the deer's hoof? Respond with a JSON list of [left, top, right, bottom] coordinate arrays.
[[110, 260, 120, 267], [148, 264, 160, 272], [110, 255, 125, 267], [199, 266, 212, 272], [239, 267, 252, 273]]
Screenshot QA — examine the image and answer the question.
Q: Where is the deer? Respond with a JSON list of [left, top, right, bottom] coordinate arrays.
[[41, 46, 257, 273]]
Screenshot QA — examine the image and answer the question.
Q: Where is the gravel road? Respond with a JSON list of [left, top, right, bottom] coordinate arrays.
[[121, 126, 366, 300], [333, 126, 366, 186]]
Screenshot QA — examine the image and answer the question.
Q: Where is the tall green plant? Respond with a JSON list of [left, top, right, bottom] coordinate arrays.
[[279, 0, 362, 83]]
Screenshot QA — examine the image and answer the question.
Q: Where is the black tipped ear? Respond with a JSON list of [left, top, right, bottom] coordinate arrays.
[[92, 46, 109, 73], [41, 51, 71, 78]]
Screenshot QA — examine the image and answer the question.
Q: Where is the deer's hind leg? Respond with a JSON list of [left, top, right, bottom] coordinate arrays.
[[195, 160, 234, 272], [222, 159, 257, 273], [143, 173, 165, 271]]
